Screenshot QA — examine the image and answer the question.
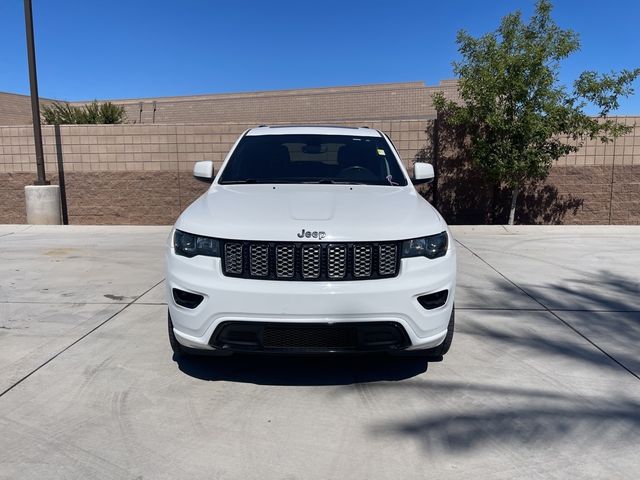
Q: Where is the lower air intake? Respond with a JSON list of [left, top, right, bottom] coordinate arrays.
[[210, 322, 410, 352]]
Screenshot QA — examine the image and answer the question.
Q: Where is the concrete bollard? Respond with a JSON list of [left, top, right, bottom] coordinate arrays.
[[24, 185, 62, 225]]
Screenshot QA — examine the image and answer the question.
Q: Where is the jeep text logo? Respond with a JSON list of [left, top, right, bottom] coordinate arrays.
[[297, 229, 326, 240]]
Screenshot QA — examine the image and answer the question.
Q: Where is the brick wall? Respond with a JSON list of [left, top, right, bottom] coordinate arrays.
[[67, 81, 459, 125], [2, 81, 456, 126], [1, 119, 638, 225], [0, 120, 428, 224], [424, 117, 640, 225], [0, 93, 55, 126], [0, 93, 33, 125], [3, 80, 635, 225]]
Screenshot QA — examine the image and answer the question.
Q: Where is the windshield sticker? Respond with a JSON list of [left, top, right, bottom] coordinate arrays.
[[376, 148, 386, 156]]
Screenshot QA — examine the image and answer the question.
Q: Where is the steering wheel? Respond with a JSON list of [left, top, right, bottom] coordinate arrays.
[[338, 165, 375, 178]]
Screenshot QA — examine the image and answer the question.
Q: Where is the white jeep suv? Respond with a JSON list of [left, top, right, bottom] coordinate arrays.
[[166, 126, 456, 358]]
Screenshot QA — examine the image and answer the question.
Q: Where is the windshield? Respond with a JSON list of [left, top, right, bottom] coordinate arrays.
[[218, 134, 408, 186]]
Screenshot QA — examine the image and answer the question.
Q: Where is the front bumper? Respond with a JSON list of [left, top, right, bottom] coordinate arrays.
[[209, 321, 411, 353], [166, 242, 456, 352]]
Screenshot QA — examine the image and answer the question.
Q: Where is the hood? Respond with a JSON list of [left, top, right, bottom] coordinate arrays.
[[175, 184, 445, 242]]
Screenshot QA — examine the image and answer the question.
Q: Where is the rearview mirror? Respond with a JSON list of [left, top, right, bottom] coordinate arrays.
[[193, 161, 214, 183], [412, 162, 434, 185]]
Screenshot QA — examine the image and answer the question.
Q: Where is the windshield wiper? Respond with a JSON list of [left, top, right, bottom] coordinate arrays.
[[220, 179, 301, 185], [222, 178, 386, 186], [303, 179, 368, 185], [220, 179, 259, 184]]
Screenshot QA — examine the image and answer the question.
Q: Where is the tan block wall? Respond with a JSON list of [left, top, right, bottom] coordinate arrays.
[[1, 172, 187, 225], [0, 93, 35, 126], [418, 117, 640, 225], [1, 118, 638, 225], [555, 117, 640, 167], [68, 81, 458, 125], [0, 121, 428, 224], [0, 93, 56, 126], [0, 120, 426, 174], [3, 80, 635, 225]]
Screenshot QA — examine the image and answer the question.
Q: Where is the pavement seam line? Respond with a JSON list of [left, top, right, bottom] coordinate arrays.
[[0, 301, 167, 305], [0, 225, 33, 240], [0, 278, 166, 400], [455, 239, 640, 381], [456, 306, 640, 313]]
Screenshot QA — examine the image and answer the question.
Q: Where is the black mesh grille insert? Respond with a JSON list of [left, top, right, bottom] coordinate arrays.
[[263, 326, 358, 349], [210, 322, 411, 352], [221, 240, 400, 281]]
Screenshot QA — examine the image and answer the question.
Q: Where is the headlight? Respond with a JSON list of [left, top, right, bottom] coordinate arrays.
[[174, 230, 220, 258], [402, 232, 448, 259]]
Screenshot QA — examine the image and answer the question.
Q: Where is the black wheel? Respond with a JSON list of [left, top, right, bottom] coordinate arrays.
[[168, 312, 188, 357], [436, 306, 455, 356]]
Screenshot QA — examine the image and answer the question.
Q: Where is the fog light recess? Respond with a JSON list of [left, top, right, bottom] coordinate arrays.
[[417, 290, 448, 310], [172, 288, 204, 309]]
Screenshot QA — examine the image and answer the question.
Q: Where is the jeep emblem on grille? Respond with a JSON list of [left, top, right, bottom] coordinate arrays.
[[297, 229, 326, 240]]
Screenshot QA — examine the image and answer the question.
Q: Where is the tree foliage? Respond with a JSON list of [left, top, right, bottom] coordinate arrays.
[[42, 100, 127, 125], [432, 0, 639, 224]]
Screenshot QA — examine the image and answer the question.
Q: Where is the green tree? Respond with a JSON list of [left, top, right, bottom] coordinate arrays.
[[42, 100, 127, 125], [433, 0, 639, 224]]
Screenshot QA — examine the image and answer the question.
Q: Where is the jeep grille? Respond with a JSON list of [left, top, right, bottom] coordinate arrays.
[[221, 241, 400, 281]]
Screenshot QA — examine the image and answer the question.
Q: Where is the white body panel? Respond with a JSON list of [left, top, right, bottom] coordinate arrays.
[[166, 247, 456, 351], [246, 126, 381, 137], [192, 160, 214, 180], [175, 184, 445, 242], [166, 126, 456, 353]]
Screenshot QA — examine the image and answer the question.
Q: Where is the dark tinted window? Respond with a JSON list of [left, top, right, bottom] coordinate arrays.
[[219, 134, 408, 186]]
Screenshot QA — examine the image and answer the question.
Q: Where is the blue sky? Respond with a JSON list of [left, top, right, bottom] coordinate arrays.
[[1, 0, 639, 113]]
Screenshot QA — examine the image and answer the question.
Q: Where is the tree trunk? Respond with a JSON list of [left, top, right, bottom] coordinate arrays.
[[508, 183, 519, 225]]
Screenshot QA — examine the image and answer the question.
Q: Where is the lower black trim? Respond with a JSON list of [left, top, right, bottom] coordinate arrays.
[[209, 321, 410, 353], [172, 288, 204, 309], [417, 290, 448, 310]]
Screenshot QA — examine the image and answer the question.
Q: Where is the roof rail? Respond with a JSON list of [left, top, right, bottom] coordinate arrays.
[[255, 124, 371, 130]]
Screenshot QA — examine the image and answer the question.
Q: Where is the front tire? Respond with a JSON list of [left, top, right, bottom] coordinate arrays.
[[433, 306, 455, 356], [168, 312, 188, 357]]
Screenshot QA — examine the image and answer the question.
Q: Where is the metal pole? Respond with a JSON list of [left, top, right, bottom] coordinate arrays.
[[23, 0, 48, 185], [54, 125, 69, 224]]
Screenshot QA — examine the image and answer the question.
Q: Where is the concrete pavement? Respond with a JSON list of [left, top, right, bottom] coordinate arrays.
[[0, 225, 639, 479]]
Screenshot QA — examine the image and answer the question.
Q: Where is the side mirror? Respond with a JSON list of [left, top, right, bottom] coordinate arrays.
[[412, 162, 434, 185], [193, 161, 214, 183]]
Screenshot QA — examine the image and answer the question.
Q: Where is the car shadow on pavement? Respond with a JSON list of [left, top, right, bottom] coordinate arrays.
[[174, 353, 430, 386]]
